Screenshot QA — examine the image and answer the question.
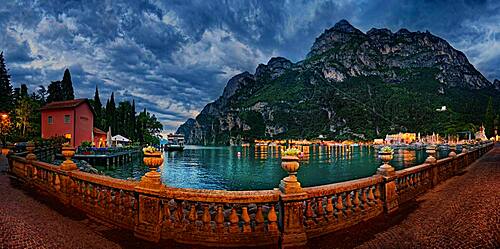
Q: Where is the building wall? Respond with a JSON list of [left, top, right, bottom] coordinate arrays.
[[41, 109, 75, 145], [74, 103, 94, 146], [41, 103, 94, 147]]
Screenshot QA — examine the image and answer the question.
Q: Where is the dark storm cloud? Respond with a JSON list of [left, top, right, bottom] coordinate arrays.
[[0, 0, 499, 132]]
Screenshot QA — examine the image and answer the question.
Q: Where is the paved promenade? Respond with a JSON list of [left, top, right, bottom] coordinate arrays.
[[1, 144, 499, 249], [311, 143, 500, 249]]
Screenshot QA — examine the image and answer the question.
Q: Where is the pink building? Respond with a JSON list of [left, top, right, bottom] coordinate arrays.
[[40, 99, 96, 147]]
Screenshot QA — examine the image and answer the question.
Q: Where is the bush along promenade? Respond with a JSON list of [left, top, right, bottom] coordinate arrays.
[[2, 141, 495, 248]]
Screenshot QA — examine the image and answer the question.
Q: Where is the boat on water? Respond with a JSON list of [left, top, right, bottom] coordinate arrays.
[[165, 134, 185, 151]]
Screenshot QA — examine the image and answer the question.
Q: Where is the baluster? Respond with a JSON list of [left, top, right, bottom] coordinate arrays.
[[241, 207, 251, 233], [85, 183, 91, 205], [174, 201, 184, 227], [345, 193, 353, 216], [115, 189, 121, 211], [353, 191, 361, 212], [254, 206, 265, 232], [305, 200, 315, 226], [215, 205, 225, 231], [54, 174, 61, 192], [326, 197, 334, 218], [335, 194, 344, 222], [163, 200, 172, 227], [229, 206, 239, 233], [409, 175, 414, 187], [374, 185, 381, 204], [106, 189, 113, 212], [201, 204, 212, 231], [267, 205, 278, 232], [368, 186, 375, 205], [361, 188, 368, 209], [188, 203, 197, 226], [316, 198, 325, 222]]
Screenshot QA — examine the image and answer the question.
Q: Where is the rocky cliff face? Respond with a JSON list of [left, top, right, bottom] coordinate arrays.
[[177, 20, 499, 145]]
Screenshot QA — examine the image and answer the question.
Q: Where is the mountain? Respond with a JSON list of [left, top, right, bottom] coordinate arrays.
[[177, 20, 500, 145]]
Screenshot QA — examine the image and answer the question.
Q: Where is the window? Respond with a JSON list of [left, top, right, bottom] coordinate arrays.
[[64, 115, 71, 124], [65, 133, 72, 139], [48, 116, 53, 124]]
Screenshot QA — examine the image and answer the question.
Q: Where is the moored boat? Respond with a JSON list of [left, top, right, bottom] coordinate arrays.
[[165, 134, 185, 151]]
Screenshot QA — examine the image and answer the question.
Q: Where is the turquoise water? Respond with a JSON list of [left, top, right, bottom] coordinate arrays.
[[95, 145, 453, 191]]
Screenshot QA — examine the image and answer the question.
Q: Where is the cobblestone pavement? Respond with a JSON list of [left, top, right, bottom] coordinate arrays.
[[310, 144, 500, 249]]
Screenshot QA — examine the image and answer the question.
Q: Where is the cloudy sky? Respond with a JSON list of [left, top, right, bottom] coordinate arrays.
[[1, 0, 499, 132]]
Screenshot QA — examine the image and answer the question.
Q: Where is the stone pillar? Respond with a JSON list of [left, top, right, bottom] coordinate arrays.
[[376, 151, 398, 214], [134, 150, 164, 242], [26, 141, 37, 161], [278, 155, 308, 248]]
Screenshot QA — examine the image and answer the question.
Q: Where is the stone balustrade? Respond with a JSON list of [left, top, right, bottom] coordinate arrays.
[[6, 141, 495, 248]]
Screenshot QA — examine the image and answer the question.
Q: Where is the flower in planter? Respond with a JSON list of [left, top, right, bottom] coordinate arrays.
[[284, 148, 301, 157], [380, 146, 394, 153], [143, 146, 159, 154]]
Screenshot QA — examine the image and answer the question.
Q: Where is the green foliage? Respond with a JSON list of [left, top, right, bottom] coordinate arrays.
[[484, 97, 495, 137], [80, 141, 92, 149], [0, 51, 13, 113], [61, 69, 74, 101], [284, 148, 300, 156], [239, 110, 265, 138]]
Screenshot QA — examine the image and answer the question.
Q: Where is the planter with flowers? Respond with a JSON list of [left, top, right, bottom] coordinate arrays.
[[279, 148, 302, 193], [139, 146, 164, 189], [377, 146, 395, 176]]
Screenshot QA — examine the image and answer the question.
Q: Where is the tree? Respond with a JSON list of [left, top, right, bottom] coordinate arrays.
[[130, 99, 136, 140], [105, 92, 116, 134], [484, 96, 494, 138], [93, 85, 103, 129], [0, 51, 13, 113], [61, 68, 74, 100], [47, 80, 63, 103], [36, 85, 48, 104], [20, 84, 28, 98]]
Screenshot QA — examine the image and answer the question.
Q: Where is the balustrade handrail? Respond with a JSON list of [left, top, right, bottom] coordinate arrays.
[[162, 186, 280, 204], [303, 174, 384, 198]]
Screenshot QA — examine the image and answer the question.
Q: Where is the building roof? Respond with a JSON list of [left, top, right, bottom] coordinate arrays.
[[93, 127, 107, 135], [40, 98, 96, 117]]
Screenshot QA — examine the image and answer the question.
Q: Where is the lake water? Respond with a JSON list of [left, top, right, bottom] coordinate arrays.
[[95, 145, 453, 191]]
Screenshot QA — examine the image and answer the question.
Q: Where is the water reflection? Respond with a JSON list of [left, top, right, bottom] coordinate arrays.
[[96, 145, 454, 191]]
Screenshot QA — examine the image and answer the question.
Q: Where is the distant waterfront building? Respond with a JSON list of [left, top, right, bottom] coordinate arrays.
[[475, 125, 488, 141], [385, 133, 416, 144], [41, 99, 106, 147]]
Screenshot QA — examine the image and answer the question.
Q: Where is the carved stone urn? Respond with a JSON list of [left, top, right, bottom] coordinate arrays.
[[376, 151, 395, 176], [425, 144, 437, 164], [60, 144, 78, 170], [25, 141, 37, 161], [279, 155, 302, 193], [448, 144, 457, 157], [141, 151, 164, 188]]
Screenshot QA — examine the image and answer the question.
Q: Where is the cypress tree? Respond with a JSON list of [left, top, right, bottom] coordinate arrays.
[[105, 92, 116, 134], [93, 85, 102, 129], [130, 99, 136, 140], [0, 52, 13, 113], [484, 97, 494, 138], [61, 68, 74, 100]]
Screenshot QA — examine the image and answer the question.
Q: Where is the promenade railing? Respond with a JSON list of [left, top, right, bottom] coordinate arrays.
[[5, 141, 494, 248]]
